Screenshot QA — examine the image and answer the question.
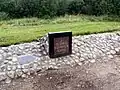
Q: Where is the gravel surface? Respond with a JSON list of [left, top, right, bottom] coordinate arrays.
[[0, 32, 120, 86]]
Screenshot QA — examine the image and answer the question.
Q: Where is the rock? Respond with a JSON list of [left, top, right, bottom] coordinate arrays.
[[0, 50, 4, 53], [110, 50, 116, 55], [7, 66, 12, 71], [12, 55, 18, 62], [8, 61, 13, 65], [0, 54, 3, 61], [0, 72, 7, 81], [11, 66, 17, 71], [17, 65, 22, 69], [3, 60, 9, 64], [90, 59, 95, 63], [108, 55, 114, 59], [78, 62, 82, 66], [16, 69, 23, 77], [74, 59, 80, 63], [5, 77, 11, 84], [115, 48, 120, 52], [21, 74, 27, 78], [106, 52, 111, 55], [0, 64, 6, 72], [76, 53, 81, 56], [22, 69, 29, 73], [6, 71, 15, 78], [18, 55, 37, 65], [80, 58, 85, 62], [6, 57, 12, 60], [33, 63, 38, 69]]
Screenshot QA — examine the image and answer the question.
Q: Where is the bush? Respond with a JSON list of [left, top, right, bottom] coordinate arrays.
[[0, 0, 120, 19], [0, 12, 9, 20], [67, 0, 85, 15]]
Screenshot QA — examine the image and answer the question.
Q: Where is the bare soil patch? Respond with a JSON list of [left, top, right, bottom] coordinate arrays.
[[1, 56, 120, 90]]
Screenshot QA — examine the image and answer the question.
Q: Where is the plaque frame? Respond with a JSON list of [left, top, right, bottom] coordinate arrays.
[[48, 31, 72, 58]]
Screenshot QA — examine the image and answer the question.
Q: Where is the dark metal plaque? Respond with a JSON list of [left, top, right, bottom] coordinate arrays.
[[48, 31, 72, 58]]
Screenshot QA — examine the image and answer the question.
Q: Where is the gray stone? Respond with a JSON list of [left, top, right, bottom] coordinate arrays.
[[18, 55, 37, 65], [12, 55, 18, 62], [110, 50, 116, 55], [16, 70, 23, 77], [108, 55, 114, 59], [5, 77, 11, 84], [90, 59, 95, 63], [6, 71, 15, 78], [0, 72, 6, 81], [21, 74, 27, 78]]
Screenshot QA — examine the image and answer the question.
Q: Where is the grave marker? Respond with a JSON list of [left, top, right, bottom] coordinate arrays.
[[48, 31, 72, 58]]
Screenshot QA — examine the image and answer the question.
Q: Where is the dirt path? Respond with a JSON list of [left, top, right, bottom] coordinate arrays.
[[0, 56, 120, 90]]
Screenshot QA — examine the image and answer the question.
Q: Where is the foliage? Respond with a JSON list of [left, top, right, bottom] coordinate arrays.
[[0, 12, 9, 20], [0, 0, 120, 19]]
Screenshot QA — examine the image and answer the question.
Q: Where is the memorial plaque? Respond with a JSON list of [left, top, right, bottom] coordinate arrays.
[[48, 31, 72, 58]]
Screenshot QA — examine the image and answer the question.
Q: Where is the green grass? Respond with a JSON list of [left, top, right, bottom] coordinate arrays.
[[0, 15, 120, 46]]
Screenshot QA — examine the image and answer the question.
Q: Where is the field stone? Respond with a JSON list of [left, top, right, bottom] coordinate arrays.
[[0, 72, 7, 81], [16, 69, 23, 77], [90, 59, 95, 63], [5, 77, 11, 84], [18, 55, 38, 65], [6, 71, 15, 79], [110, 50, 116, 54]]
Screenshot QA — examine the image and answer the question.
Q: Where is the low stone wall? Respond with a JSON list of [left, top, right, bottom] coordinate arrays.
[[0, 32, 120, 83]]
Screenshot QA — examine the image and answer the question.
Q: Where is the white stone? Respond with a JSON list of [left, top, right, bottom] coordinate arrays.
[[0, 72, 6, 81], [5, 77, 11, 84], [110, 50, 116, 54], [80, 58, 85, 62], [0, 54, 3, 60], [115, 48, 120, 52], [108, 55, 114, 58], [21, 65, 25, 69], [8, 61, 13, 65], [12, 66, 17, 70], [93, 54, 97, 58], [22, 69, 28, 73], [2, 47, 7, 50], [33, 63, 38, 69], [3, 60, 9, 64], [90, 59, 95, 63], [7, 66, 11, 71], [36, 67, 41, 71], [106, 52, 111, 55], [6, 57, 12, 60], [76, 53, 80, 56], [17, 65, 22, 69], [7, 52, 12, 56], [12, 55, 18, 62], [78, 62, 82, 66], [50, 62, 56, 65], [74, 59, 80, 63], [21, 74, 27, 78], [16, 70, 23, 77], [0, 64, 6, 70], [6, 71, 15, 78], [0, 50, 4, 53]]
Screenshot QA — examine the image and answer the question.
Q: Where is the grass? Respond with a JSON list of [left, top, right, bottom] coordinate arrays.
[[0, 15, 120, 46]]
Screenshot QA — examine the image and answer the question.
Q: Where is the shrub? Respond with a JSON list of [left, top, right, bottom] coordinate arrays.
[[0, 12, 9, 20]]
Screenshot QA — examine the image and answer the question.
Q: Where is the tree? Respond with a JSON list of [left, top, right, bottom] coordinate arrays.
[[68, 0, 85, 15]]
